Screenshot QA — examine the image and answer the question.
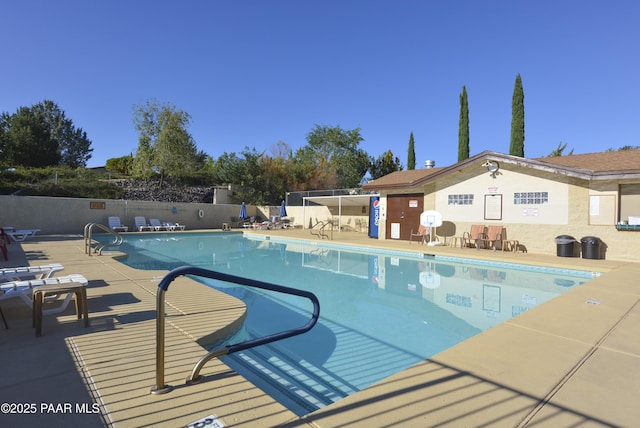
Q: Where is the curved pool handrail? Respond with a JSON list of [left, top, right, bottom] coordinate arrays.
[[150, 265, 320, 395], [83, 222, 123, 255]]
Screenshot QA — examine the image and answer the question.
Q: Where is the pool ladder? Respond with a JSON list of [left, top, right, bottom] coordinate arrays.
[[83, 223, 123, 255], [150, 266, 320, 395]]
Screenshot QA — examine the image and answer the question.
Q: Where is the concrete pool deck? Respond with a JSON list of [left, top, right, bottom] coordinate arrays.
[[0, 229, 638, 427]]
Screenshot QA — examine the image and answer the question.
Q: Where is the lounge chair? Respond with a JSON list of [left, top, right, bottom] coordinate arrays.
[[477, 225, 506, 251], [410, 224, 429, 244], [4, 228, 40, 242], [108, 216, 128, 232], [163, 221, 185, 231], [135, 216, 154, 232], [149, 219, 169, 231], [0, 263, 65, 329], [1, 263, 64, 282], [462, 225, 486, 249], [0, 274, 88, 329]]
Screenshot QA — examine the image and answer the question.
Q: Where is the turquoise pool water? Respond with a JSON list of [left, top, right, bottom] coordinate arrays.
[[103, 232, 597, 416]]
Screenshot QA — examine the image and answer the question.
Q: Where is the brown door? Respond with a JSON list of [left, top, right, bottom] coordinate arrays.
[[385, 194, 423, 240]]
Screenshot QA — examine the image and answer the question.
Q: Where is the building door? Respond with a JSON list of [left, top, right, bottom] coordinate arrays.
[[385, 194, 423, 240]]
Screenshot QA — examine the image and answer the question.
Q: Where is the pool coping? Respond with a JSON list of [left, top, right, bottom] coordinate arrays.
[[1, 230, 639, 427]]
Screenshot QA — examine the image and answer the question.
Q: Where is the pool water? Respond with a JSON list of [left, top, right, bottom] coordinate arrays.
[[105, 232, 596, 416]]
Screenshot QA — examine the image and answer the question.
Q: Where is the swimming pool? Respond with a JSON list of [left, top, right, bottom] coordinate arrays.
[[105, 232, 597, 416]]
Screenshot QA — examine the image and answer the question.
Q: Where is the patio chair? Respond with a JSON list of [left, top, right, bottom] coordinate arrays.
[[410, 224, 429, 244], [108, 216, 128, 232], [135, 216, 153, 232], [4, 228, 40, 242], [149, 219, 169, 231], [409, 224, 438, 244], [462, 225, 486, 249], [1, 263, 64, 282], [477, 226, 506, 251]]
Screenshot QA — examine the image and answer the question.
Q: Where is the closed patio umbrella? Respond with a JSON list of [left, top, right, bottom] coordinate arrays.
[[239, 202, 248, 220], [279, 200, 288, 218]]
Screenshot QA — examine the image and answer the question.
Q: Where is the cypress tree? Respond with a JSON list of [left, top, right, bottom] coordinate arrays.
[[407, 132, 416, 170], [458, 86, 469, 161], [510, 74, 525, 157]]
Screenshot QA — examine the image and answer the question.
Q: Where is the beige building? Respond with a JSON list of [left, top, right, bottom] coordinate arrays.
[[362, 149, 640, 262]]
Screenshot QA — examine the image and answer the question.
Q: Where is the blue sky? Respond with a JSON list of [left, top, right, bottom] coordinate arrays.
[[2, 1, 638, 168]]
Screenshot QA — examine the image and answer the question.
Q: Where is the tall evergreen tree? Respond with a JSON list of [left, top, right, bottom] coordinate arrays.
[[0, 100, 92, 168], [458, 86, 470, 161], [407, 132, 416, 170], [32, 100, 93, 168], [510, 74, 525, 157]]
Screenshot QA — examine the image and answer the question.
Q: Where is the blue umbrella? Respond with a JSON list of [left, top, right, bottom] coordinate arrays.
[[279, 200, 288, 218], [239, 202, 248, 219]]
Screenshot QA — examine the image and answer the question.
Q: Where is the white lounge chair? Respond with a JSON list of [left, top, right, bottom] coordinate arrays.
[[149, 219, 169, 231], [5, 228, 40, 242], [0, 274, 88, 317], [134, 216, 153, 232], [108, 216, 128, 232], [163, 221, 185, 231], [0, 263, 64, 282]]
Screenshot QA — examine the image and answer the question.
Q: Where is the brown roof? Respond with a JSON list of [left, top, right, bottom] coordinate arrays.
[[364, 167, 444, 188], [534, 149, 640, 172], [363, 149, 640, 191]]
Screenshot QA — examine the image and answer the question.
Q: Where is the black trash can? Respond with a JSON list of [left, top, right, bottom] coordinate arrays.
[[555, 235, 578, 257], [581, 236, 601, 259]]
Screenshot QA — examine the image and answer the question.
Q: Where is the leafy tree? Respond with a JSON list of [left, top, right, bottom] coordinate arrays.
[[211, 152, 241, 184], [260, 155, 290, 204], [132, 99, 202, 183], [458, 86, 470, 161], [211, 147, 289, 205], [288, 150, 338, 191], [407, 132, 416, 170], [548, 142, 574, 157], [106, 155, 134, 174], [369, 150, 403, 179], [510, 74, 525, 157], [297, 125, 369, 188]]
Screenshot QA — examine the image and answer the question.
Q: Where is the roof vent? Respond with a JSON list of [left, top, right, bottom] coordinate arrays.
[[424, 160, 436, 168]]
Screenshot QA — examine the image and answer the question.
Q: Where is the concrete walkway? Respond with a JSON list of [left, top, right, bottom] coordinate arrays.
[[0, 230, 638, 427]]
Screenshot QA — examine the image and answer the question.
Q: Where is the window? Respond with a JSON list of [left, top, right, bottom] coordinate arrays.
[[513, 191, 548, 205], [448, 194, 474, 205]]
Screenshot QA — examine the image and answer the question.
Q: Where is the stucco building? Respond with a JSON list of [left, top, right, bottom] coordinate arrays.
[[362, 149, 640, 262]]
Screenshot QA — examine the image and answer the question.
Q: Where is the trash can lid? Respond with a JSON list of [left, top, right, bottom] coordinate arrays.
[[581, 236, 600, 243], [555, 235, 575, 240]]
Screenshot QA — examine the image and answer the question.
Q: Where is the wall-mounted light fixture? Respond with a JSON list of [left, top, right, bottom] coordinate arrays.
[[482, 160, 501, 178]]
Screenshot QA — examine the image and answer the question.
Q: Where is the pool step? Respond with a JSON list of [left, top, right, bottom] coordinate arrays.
[[224, 341, 356, 416]]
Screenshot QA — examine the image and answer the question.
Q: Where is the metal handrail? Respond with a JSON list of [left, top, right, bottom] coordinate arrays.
[[150, 265, 320, 395], [83, 223, 123, 255]]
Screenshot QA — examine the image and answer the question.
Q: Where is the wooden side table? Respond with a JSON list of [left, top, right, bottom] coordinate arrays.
[[32, 284, 89, 336]]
